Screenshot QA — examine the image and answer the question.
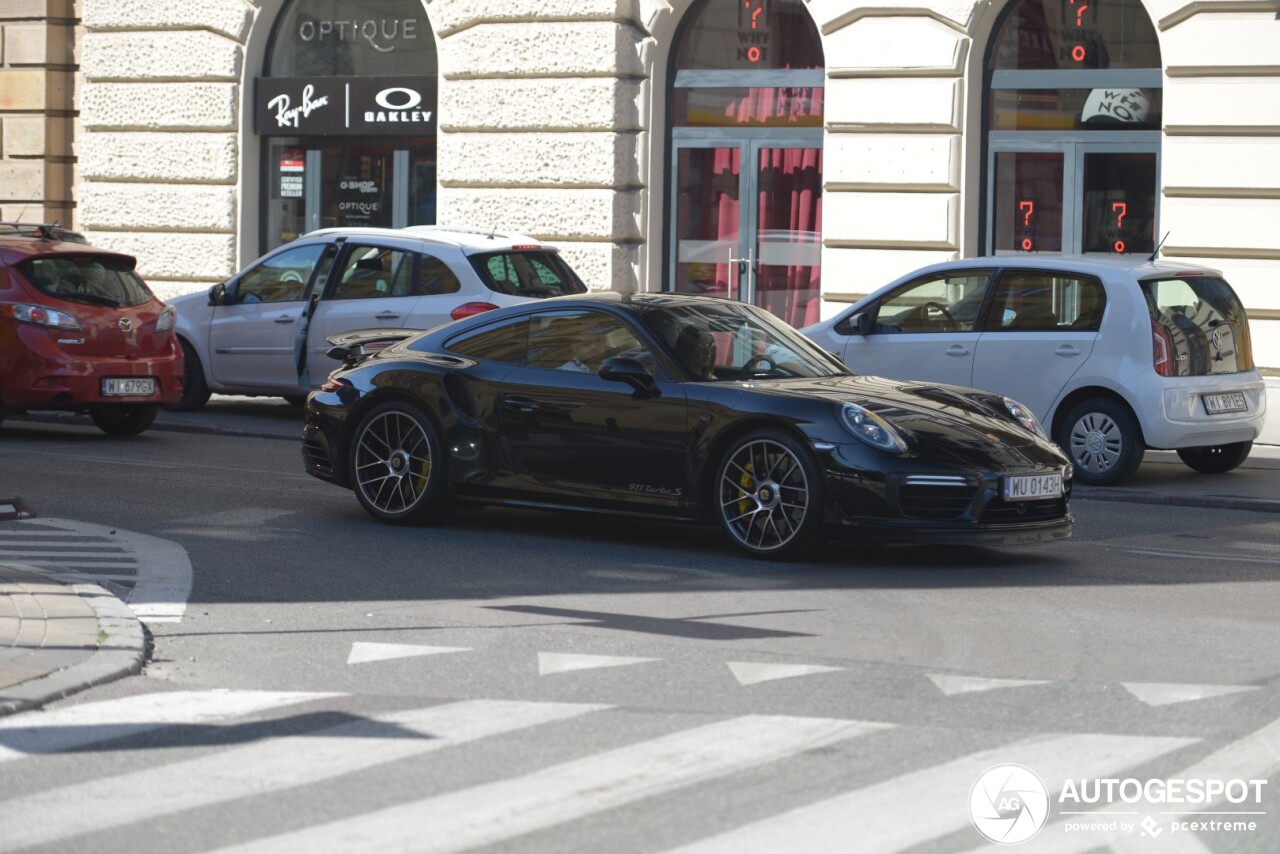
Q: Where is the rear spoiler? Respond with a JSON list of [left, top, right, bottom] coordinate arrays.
[[326, 328, 420, 368]]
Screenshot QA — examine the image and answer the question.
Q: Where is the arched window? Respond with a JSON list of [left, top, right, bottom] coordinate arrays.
[[256, 0, 439, 252], [667, 0, 825, 327], [983, 0, 1162, 254]]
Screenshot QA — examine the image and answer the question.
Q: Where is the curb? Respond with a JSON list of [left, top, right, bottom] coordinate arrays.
[[1071, 489, 1280, 514], [0, 565, 147, 717], [10, 411, 297, 442]]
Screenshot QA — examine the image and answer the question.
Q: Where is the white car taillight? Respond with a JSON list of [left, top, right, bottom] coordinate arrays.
[[156, 306, 176, 332], [451, 301, 500, 321], [1151, 318, 1174, 377], [1, 302, 82, 331]]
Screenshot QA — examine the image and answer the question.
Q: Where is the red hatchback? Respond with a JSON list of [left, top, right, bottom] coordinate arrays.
[[0, 224, 182, 435]]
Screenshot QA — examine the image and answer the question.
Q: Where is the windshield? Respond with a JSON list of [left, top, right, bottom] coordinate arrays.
[[1141, 276, 1253, 375], [639, 300, 845, 381], [470, 250, 587, 297], [16, 254, 152, 308]]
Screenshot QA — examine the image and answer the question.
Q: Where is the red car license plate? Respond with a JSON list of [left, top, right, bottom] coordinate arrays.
[[101, 377, 156, 396]]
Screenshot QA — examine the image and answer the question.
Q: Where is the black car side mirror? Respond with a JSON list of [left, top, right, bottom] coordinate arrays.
[[599, 357, 660, 399]]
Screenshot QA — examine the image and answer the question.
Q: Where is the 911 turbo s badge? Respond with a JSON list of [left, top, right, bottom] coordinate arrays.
[[628, 484, 684, 497]]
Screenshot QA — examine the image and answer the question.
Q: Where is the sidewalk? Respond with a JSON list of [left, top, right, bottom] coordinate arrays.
[[0, 563, 146, 716], [2, 390, 1278, 717]]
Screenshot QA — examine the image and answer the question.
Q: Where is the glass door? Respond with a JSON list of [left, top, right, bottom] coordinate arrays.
[[987, 141, 1157, 255], [672, 138, 822, 328]]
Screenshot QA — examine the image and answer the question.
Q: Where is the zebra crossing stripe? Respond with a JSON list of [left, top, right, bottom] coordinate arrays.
[[0, 698, 608, 852], [208, 714, 893, 854], [660, 732, 1196, 854], [0, 690, 340, 764]]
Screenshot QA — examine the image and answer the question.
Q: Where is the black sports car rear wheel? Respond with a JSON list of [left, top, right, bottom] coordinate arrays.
[[349, 401, 446, 525], [715, 430, 823, 559]]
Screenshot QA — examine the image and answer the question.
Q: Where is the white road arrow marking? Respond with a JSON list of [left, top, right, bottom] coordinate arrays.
[[1121, 682, 1259, 707], [537, 652, 659, 675], [727, 662, 843, 686], [929, 674, 1050, 696], [347, 642, 471, 665]]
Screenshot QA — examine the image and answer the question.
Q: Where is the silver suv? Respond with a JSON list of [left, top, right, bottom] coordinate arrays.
[[803, 255, 1267, 485], [168, 226, 587, 410]]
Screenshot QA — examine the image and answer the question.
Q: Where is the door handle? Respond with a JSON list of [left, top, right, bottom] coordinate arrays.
[[273, 315, 297, 324], [502, 396, 540, 413], [375, 311, 401, 321], [1054, 345, 1082, 357], [945, 344, 970, 357]]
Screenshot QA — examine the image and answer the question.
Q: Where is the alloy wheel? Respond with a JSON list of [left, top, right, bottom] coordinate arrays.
[[718, 437, 811, 554], [353, 409, 434, 516]]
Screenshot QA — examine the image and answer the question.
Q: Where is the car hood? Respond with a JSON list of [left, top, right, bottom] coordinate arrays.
[[741, 374, 1064, 467]]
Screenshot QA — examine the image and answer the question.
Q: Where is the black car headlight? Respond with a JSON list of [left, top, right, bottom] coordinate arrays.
[[840, 403, 907, 454], [1003, 396, 1048, 438]]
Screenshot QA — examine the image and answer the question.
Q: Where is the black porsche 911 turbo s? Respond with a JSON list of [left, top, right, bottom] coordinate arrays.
[[302, 292, 1072, 559]]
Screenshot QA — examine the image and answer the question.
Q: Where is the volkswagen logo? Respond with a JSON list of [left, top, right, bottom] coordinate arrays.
[[1210, 329, 1223, 350], [118, 318, 135, 333]]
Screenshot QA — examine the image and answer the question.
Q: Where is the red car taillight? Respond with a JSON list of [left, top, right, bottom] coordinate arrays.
[[1151, 318, 1174, 377], [0, 302, 81, 330], [451, 301, 499, 321]]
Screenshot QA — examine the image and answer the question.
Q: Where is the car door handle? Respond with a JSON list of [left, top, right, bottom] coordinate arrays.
[[502, 396, 541, 413], [1054, 345, 1082, 357], [945, 344, 970, 357], [375, 311, 401, 321], [273, 315, 297, 324]]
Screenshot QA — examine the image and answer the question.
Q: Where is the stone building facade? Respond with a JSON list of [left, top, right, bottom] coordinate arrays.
[[3, 0, 1278, 361]]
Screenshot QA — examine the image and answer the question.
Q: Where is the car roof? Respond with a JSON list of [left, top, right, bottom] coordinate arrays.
[[299, 225, 557, 252], [920, 254, 1224, 280]]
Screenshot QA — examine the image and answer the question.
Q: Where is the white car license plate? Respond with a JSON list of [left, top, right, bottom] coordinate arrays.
[[1002, 473, 1063, 502], [1202, 392, 1248, 415], [101, 377, 156, 397]]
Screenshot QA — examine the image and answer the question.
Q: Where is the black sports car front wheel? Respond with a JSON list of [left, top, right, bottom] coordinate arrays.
[[715, 429, 824, 560], [349, 400, 446, 525]]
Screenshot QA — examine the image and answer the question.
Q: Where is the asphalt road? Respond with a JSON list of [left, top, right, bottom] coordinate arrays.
[[2, 415, 1278, 852]]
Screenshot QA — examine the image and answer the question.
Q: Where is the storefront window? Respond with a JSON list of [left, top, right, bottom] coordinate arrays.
[[984, 0, 1161, 254], [258, 0, 439, 252]]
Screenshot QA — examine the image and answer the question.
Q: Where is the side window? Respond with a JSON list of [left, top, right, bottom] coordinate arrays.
[[873, 272, 990, 333], [984, 272, 1104, 332], [525, 311, 652, 374], [416, 254, 461, 295], [443, 315, 529, 365], [330, 246, 413, 301], [236, 244, 327, 304]]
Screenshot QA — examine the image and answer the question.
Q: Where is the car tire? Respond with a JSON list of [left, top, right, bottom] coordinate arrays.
[[1176, 441, 1252, 474], [348, 400, 447, 525], [168, 339, 211, 412], [90, 405, 159, 436], [714, 429, 824, 560], [1055, 398, 1144, 486]]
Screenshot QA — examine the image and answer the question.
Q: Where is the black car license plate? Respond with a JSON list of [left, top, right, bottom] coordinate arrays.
[[1002, 473, 1063, 502], [1202, 392, 1248, 415], [102, 377, 156, 396]]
